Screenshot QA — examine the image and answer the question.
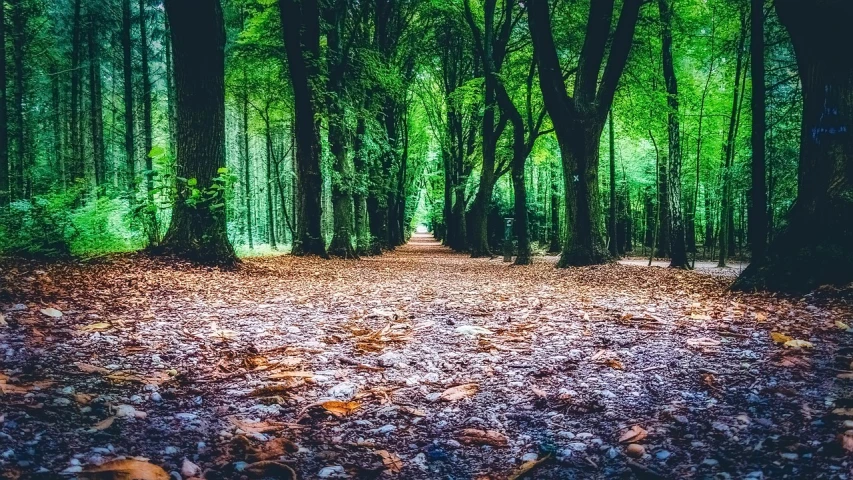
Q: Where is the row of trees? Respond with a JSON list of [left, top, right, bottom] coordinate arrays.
[[0, 0, 850, 292]]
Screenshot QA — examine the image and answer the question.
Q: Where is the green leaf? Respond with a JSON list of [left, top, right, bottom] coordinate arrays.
[[148, 146, 166, 158], [217, 167, 229, 175], [187, 178, 198, 187]]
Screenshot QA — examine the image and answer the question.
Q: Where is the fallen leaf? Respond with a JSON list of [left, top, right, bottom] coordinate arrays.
[[439, 383, 479, 401], [75, 362, 111, 375], [689, 313, 711, 321], [376, 450, 404, 473], [320, 400, 361, 417], [81, 322, 112, 332], [784, 339, 814, 349], [754, 312, 768, 322], [267, 371, 314, 379], [838, 373, 853, 380], [79, 459, 169, 480], [0, 314, 7, 328], [842, 433, 853, 453], [455, 325, 494, 336], [836, 321, 851, 331], [399, 405, 427, 417], [771, 332, 793, 344], [508, 454, 551, 480], [619, 425, 648, 443], [91, 416, 115, 431], [75, 393, 95, 404], [228, 416, 289, 434], [834, 408, 853, 417], [606, 358, 624, 370], [458, 428, 509, 447], [40, 308, 63, 318], [685, 337, 721, 348]]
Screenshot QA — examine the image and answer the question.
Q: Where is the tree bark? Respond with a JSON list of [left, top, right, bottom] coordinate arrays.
[[659, 0, 687, 268], [11, 0, 25, 199], [121, 0, 136, 199], [69, 0, 83, 186], [733, 0, 853, 292], [88, 10, 105, 190], [278, 0, 326, 256], [160, 0, 236, 264], [0, 0, 8, 206], [528, 0, 642, 266], [608, 112, 618, 257], [326, 2, 356, 258], [749, 0, 768, 264], [139, 0, 153, 196]]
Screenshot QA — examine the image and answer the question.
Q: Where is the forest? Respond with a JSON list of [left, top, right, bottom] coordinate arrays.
[[1, 0, 852, 478]]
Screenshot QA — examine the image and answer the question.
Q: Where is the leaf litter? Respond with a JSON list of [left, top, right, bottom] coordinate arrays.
[[1, 235, 853, 478]]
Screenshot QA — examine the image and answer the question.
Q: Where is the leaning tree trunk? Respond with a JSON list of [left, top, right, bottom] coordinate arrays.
[[160, 0, 236, 264], [733, 0, 853, 292]]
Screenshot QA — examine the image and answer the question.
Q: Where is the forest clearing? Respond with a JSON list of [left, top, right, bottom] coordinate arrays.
[[1, 235, 851, 479], [1, 0, 853, 478]]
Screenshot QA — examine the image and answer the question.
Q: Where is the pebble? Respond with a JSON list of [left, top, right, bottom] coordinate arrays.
[[287, 326, 301, 334], [444, 439, 462, 449], [375, 424, 397, 434], [327, 382, 358, 400], [626, 444, 645, 458], [377, 352, 405, 367], [702, 458, 719, 467], [567, 442, 588, 452], [164, 446, 178, 455], [130, 395, 143, 404], [575, 432, 593, 440], [557, 449, 573, 462], [412, 452, 428, 470], [656, 450, 671, 460], [151, 392, 163, 402], [175, 413, 198, 421], [521, 453, 538, 462], [780, 452, 799, 460], [60, 386, 74, 395], [426, 392, 442, 402], [557, 431, 575, 439], [317, 465, 346, 478], [712, 422, 729, 432], [53, 397, 71, 407], [181, 458, 201, 478]]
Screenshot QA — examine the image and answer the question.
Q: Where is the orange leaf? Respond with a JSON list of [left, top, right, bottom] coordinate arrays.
[[439, 383, 479, 402]]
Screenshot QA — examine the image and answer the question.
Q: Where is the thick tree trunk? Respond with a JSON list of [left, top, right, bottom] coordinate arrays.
[[548, 160, 561, 252], [353, 114, 370, 255], [121, 0, 135, 199], [326, 4, 356, 258], [749, 0, 768, 264], [164, 17, 177, 159], [160, 0, 236, 264], [734, 0, 853, 292], [0, 1, 8, 207], [279, 0, 326, 256], [659, 0, 687, 268]]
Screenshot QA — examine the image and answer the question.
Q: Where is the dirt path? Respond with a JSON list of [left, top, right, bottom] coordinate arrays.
[[1, 235, 852, 479]]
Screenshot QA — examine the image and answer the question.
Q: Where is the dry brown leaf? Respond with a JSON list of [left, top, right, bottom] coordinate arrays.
[[458, 428, 509, 447], [81, 322, 112, 332], [779, 356, 811, 368], [91, 416, 115, 431], [75, 393, 95, 404], [399, 405, 427, 417], [376, 449, 404, 473], [689, 313, 711, 321], [842, 433, 853, 453], [784, 339, 814, 349], [771, 332, 793, 344], [439, 383, 479, 402], [79, 459, 169, 480], [507, 454, 551, 480], [320, 400, 361, 417], [75, 362, 110, 375], [605, 358, 624, 370], [618, 425, 648, 443], [228, 416, 288, 434], [834, 408, 853, 417]]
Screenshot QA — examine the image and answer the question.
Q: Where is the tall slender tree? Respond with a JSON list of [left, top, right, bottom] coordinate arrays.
[[121, 0, 135, 198], [749, 0, 767, 264], [0, 0, 8, 206]]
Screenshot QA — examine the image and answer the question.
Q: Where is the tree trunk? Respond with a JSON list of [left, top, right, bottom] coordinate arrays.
[[139, 0, 153, 197], [11, 0, 25, 199], [278, 0, 326, 256], [749, 0, 768, 264], [264, 116, 277, 250], [326, 3, 356, 258], [659, 0, 687, 268], [160, 0, 236, 264], [548, 159, 561, 252], [353, 114, 370, 255], [0, 0, 8, 207], [608, 112, 618, 257], [88, 11, 105, 191], [734, 3, 853, 291], [121, 0, 135, 199], [241, 69, 253, 249], [164, 17, 177, 159], [69, 0, 83, 186]]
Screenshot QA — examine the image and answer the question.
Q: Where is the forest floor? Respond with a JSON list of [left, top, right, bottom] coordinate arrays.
[[1, 234, 853, 479]]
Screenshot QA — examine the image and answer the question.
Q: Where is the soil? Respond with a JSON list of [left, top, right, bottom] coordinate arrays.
[[1, 234, 852, 479]]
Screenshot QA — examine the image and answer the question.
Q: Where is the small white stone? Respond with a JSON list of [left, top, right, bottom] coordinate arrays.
[[181, 458, 201, 478]]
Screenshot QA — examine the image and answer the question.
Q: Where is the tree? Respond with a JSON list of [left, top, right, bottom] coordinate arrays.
[[734, 0, 853, 292], [121, 0, 136, 199], [749, 0, 767, 264], [528, 0, 643, 266], [160, 0, 236, 264], [0, 0, 8, 207], [659, 0, 687, 268], [278, 0, 326, 257]]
